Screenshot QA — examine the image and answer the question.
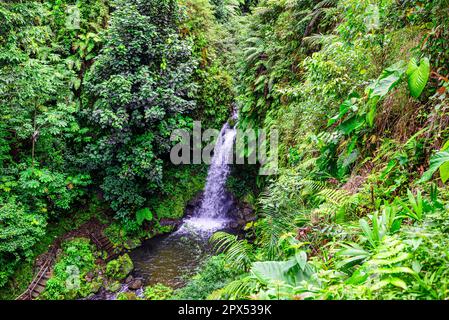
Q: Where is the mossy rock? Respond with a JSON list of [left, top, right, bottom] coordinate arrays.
[[124, 238, 141, 250], [88, 278, 103, 294], [227, 117, 236, 127], [105, 280, 122, 293], [116, 291, 140, 300], [105, 254, 134, 280]]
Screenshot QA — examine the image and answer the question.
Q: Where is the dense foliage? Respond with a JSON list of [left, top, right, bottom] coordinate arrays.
[[195, 0, 449, 300], [2, 0, 449, 301]]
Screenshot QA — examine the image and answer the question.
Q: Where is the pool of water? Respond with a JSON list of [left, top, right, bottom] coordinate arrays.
[[129, 228, 214, 289]]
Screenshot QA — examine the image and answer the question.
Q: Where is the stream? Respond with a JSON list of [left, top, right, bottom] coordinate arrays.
[[91, 119, 238, 299]]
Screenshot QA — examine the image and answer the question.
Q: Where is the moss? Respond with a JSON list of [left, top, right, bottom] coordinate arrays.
[[0, 200, 110, 300], [150, 165, 207, 220], [105, 254, 134, 281], [103, 222, 144, 249], [116, 291, 140, 300], [105, 280, 122, 293], [40, 238, 100, 300], [0, 262, 34, 300]]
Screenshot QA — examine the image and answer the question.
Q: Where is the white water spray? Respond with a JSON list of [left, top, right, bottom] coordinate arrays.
[[179, 114, 237, 233]]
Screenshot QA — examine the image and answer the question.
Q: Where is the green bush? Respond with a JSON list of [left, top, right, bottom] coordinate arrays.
[[174, 255, 239, 300], [41, 238, 100, 300], [0, 198, 46, 287], [143, 283, 174, 300]]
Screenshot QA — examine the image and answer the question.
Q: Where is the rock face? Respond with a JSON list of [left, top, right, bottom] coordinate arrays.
[[184, 192, 204, 217], [226, 193, 256, 230], [159, 218, 182, 231]]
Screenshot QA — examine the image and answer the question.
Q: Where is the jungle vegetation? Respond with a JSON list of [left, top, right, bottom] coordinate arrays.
[[1, 0, 449, 300]]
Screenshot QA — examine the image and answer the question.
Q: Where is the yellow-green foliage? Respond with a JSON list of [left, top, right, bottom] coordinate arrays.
[[143, 283, 174, 300], [41, 238, 101, 300], [105, 254, 134, 281]]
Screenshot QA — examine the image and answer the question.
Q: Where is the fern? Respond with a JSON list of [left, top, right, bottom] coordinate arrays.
[[210, 232, 254, 272], [207, 276, 255, 300], [301, 180, 327, 193]]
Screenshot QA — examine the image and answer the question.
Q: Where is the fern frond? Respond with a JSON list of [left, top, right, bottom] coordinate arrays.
[[208, 276, 255, 300], [210, 232, 254, 272], [301, 180, 327, 193]]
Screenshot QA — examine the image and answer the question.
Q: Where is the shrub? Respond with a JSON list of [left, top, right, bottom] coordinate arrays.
[[143, 283, 174, 300], [41, 238, 99, 300], [0, 198, 46, 287]]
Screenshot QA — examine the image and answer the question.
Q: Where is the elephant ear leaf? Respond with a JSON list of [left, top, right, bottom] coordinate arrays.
[[406, 57, 430, 98], [251, 261, 291, 285], [419, 150, 449, 183]]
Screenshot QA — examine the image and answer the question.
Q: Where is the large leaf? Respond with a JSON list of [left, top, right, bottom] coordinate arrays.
[[419, 151, 449, 183], [328, 95, 360, 127], [366, 73, 402, 100], [136, 207, 153, 225], [251, 258, 314, 287], [366, 61, 406, 100], [338, 115, 365, 135], [251, 261, 292, 285], [406, 57, 430, 98], [364, 62, 406, 127]]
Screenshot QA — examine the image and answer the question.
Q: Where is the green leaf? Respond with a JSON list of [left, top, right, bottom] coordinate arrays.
[[407, 57, 430, 98], [366, 61, 406, 100], [419, 151, 449, 183], [440, 162, 449, 183], [339, 115, 365, 135], [136, 208, 153, 225], [251, 261, 291, 285], [328, 96, 359, 127], [295, 251, 307, 270], [388, 277, 408, 290], [367, 73, 402, 100]]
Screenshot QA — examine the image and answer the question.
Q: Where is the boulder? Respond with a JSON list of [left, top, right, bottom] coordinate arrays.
[[106, 281, 122, 293], [184, 192, 204, 217], [105, 254, 134, 280], [128, 279, 143, 290]]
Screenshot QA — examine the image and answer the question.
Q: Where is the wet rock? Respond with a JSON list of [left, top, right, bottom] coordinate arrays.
[[226, 196, 255, 230], [128, 279, 143, 290], [159, 218, 182, 230], [125, 275, 134, 284], [185, 192, 204, 217], [230, 221, 239, 229]]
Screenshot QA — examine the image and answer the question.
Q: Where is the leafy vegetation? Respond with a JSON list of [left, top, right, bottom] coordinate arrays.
[[181, 0, 449, 301], [2, 0, 449, 301]]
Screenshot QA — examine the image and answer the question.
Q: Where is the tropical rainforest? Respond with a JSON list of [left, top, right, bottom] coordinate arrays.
[[1, 0, 449, 301]]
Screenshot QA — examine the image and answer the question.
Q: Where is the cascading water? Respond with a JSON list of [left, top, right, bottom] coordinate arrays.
[[179, 121, 236, 233], [124, 113, 239, 291]]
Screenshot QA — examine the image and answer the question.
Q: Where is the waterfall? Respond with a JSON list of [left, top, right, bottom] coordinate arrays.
[[198, 123, 236, 219], [178, 117, 237, 233]]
